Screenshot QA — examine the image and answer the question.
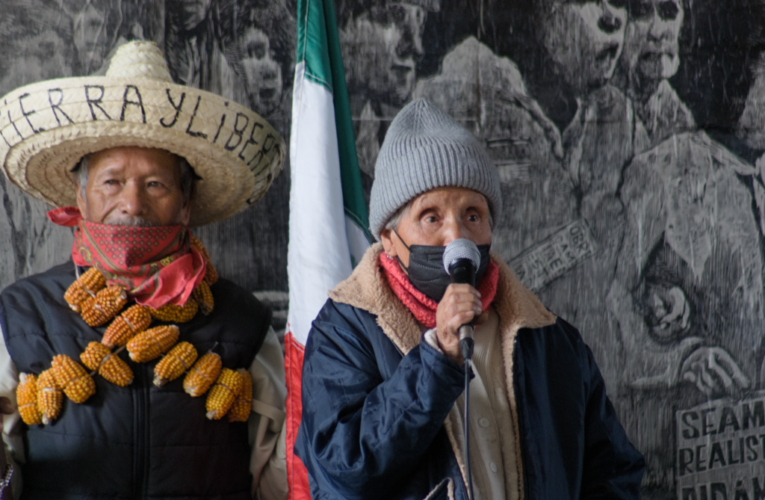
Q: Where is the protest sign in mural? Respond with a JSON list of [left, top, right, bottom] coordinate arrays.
[[677, 393, 765, 500]]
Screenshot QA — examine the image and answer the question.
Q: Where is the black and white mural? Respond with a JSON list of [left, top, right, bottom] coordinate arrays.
[[2, 0, 765, 497]]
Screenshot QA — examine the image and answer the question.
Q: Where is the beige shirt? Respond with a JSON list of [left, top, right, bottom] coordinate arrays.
[[0, 324, 288, 500], [425, 309, 520, 500]]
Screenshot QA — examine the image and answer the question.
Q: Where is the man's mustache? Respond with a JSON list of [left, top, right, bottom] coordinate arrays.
[[108, 216, 160, 227]]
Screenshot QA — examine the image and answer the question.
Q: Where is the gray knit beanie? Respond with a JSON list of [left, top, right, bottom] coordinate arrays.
[[369, 98, 501, 238]]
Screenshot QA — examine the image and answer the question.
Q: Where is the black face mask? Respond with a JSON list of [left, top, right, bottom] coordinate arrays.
[[393, 230, 491, 303]]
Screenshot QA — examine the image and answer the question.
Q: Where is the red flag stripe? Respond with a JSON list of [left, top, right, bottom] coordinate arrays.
[[285, 331, 311, 500]]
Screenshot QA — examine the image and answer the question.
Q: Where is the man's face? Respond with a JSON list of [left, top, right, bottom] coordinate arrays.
[[76, 147, 191, 227], [341, 2, 426, 106], [240, 27, 283, 115], [380, 187, 492, 267], [621, 0, 683, 82], [540, 0, 627, 94]]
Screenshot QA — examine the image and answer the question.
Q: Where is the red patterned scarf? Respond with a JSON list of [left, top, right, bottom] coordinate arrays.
[[48, 206, 206, 309], [378, 251, 499, 329]]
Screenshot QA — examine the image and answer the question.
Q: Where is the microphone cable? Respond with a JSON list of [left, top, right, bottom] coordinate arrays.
[[461, 329, 475, 500]]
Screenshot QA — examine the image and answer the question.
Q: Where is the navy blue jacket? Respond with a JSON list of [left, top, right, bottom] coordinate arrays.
[[295, 247, 644, 500]]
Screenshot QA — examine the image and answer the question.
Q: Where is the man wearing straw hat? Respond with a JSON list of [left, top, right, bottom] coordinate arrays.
[[0, 41, 288, 499]]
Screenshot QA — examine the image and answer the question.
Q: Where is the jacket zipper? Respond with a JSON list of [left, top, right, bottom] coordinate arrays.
[[513, 336, 529, 500], [133, 363, 149, 499]]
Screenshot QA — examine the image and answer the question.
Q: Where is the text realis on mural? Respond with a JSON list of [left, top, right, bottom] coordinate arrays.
[[0, 84, 279, 174], [677, 393, 765, 499]]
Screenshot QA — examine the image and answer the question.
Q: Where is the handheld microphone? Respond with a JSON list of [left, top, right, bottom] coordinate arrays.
[[443, 239, 480, 500], [443, 239, 481, 360]]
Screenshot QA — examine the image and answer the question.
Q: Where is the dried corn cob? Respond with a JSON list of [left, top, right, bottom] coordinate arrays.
[[127, 325, 180, 363], [51, 354, 96, 404], [192, 280, 214, 316], [228, 368, 252, 422], [64, 267, 106, 313], [203, 261, 219, 286], [149, 299, 198, 323], [190, 235, 218, 285], [153, 341, 198, 386], [80, 286, 128, 327], [183, 352, 222, 397], [81, 342, 134, 387], [37, 369, 63, 425], [17, 373, 43, 426], [102, 305, 152, 348], [205, 368, 244, 420]]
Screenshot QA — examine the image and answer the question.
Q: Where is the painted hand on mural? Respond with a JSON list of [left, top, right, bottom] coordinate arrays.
[[680, 346, 750, 397], [641, 284, 690, 342]]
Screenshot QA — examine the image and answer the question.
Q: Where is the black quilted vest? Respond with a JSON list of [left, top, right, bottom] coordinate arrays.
[[0, 262, 272, 500]]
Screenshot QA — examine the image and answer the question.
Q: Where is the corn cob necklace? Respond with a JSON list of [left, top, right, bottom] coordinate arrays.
[[17, 235, 252, 427]]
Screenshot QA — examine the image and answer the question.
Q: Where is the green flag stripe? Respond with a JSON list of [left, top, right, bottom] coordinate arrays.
[[296, 0, 331, 88], [296, 0, 372, 242]]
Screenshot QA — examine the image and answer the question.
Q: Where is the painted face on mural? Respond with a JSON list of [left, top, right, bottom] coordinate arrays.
[[539, 0, 627, 94], [179, 0, 213, 31], [341, 2, 426, 106], [622, 0, 683, 82], [240, 27, 283, 116], [73, 2, 109, 74], [0, 29, 75, 90]]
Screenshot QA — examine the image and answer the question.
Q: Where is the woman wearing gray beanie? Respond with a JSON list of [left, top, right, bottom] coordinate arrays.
[[296, 98, 643, 500]]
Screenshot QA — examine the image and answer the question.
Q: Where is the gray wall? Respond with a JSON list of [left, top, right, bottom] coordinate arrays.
[[2, 0, 765, 497]]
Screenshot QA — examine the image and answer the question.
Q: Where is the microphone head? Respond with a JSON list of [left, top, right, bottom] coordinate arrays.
[[443, 238, 481, 274]]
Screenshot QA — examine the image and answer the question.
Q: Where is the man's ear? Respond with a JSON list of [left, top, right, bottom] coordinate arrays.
[[75, 183, 88, 219], [178, 201, 192, 226]]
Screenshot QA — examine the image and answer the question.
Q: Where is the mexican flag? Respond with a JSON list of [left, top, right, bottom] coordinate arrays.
[[285, 0, 371, 497]]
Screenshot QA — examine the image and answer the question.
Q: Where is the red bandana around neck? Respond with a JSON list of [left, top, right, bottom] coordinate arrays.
[[378, 251, 499, 329], [48, 207, 206, 309]]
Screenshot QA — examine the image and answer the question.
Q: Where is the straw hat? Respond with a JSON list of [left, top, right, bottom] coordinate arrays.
[[0, 41, 285, 227]]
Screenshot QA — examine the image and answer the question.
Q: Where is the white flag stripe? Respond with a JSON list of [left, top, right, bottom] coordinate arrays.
[[346, 214, 371, 267], [288, 62, 354, 345]]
